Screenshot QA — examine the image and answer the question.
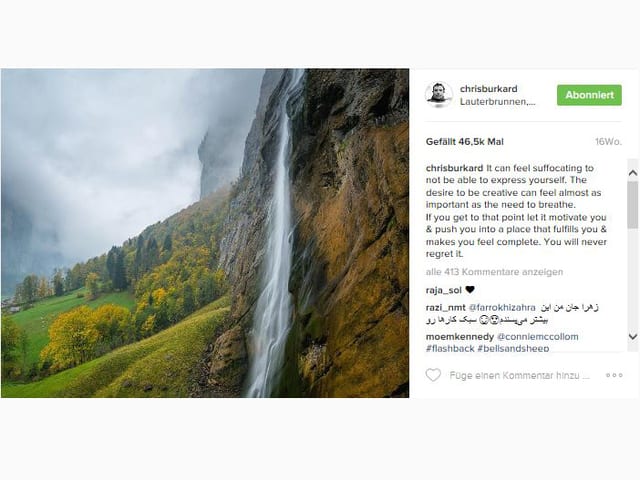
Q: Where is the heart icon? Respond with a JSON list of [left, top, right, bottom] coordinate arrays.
[[426, 368, 441, 382], [465, 286, 475, 293]]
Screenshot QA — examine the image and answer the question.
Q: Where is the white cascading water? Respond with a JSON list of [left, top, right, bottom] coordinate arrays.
[[245, 69, 304, 397]]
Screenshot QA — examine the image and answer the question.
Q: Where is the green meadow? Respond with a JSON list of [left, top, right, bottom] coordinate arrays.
[[4, 288, 136, 369], [2, 296, 229, 398]]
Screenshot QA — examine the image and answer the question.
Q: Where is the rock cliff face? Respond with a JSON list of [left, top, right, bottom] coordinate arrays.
[[208, 69, 408, 397], [199, 70, 283, 199]]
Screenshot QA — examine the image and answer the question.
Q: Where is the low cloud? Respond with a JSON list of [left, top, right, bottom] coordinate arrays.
[[1, 69, 263, 268]]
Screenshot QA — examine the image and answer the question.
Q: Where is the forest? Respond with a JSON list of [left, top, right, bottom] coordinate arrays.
[[2, 189, 230, 381]]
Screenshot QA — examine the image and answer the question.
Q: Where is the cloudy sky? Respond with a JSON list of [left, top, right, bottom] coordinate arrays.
[[1, 69, 263, 270]]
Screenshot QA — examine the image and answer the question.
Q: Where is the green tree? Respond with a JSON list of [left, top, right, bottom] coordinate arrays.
[[14, 283, 24, 305], [160, 233, 173, 263], [106, 246, 117, 286], [18, 274, 39, 304], [53, 269, 65, 296], [2, 316, 22, 377], [66, 263, 87, 291], [133, 234, 145, 280], [196, 272, 215, 307], [163, 233, 173, 253], [19, 329, 29, 377], [106, 246, 128, 290], [182, 283, 195, 316], [145, 237, 159, 271], [114, 249, 127, 290]]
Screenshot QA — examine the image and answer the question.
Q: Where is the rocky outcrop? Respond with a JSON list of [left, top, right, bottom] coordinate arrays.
[[208, 69, 408, 397], [206, 325, 248, 397]]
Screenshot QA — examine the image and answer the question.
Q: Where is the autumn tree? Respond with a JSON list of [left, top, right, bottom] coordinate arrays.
[[134, 298, 155, 338], [150, 287, 169, 330], [37, 276, 51, 299], [40, 304, 137, 371], [40, 306, 98, 370], [85, 272, 100, 300], [92, 304, 134, 353]]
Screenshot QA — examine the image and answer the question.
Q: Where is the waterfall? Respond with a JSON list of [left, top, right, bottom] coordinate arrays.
[[245, 69, 304, 398]]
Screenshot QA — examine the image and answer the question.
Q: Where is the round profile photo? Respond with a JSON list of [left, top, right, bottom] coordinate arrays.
[[425, 81, 453, 108]]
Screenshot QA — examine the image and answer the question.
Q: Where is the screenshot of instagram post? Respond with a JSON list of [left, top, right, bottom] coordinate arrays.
[[411, 69, 639, 398]]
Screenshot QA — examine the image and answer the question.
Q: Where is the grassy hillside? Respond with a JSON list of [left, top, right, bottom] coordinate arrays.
[[5, 288, 135, 369], [2, 296, 229, 398]]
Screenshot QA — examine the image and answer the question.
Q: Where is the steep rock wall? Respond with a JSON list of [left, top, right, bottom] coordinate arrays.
[[209, 69, 408, 397]]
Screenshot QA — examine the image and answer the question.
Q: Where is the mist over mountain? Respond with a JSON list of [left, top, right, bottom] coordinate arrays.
[[1, 191, 64, 295], [199, 69, 282, 198], [1, 69, 262, 295]]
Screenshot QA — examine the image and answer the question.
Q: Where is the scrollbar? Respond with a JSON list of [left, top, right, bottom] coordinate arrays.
[[628, 158, 638, 351]]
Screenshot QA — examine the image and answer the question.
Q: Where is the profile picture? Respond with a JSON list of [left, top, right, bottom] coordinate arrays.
[[425, 81, 452, 107]]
